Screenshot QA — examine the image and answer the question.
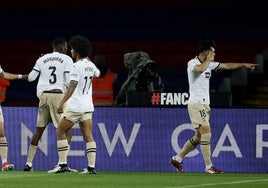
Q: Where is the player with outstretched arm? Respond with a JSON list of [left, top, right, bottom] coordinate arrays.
[[170, 40, 257, 174], [22, 37, 75, 172], [0, 66, 27, 171]]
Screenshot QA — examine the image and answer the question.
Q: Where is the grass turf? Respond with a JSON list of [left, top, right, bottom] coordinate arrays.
[[0, 171, 268, 188]]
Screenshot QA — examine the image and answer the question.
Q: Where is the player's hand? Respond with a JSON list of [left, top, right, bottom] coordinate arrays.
[[57, 103, 64, 113], [245, 63, 258, 72], [206, 50, 215, 62], [22, 74, 28, 80], [204, 50, 215, 63]]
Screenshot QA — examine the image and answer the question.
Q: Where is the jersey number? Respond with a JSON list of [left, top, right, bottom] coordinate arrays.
[[199, 109, 207, 119], [49, 66, 57, 84], [83, 76, 93, 94]]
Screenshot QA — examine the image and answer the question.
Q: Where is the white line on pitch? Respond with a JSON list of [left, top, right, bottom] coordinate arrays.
[[164, 178, 268, 188]]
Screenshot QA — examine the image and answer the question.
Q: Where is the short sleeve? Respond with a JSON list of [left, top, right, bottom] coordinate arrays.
[[209, 61, 220, 70]]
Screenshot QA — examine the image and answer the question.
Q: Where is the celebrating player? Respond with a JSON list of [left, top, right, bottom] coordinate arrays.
[[170, 40, 257, 174], [23, 37, 75, 172], [0, 66, 27, 171], [48, 35, 100, 174]]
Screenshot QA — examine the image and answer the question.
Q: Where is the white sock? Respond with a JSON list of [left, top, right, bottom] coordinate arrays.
[[206, 164, 212, 170], [174, 155, 182, 163]]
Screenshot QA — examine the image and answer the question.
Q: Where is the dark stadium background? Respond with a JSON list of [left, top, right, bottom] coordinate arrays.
[[1, 0, 268, 107]]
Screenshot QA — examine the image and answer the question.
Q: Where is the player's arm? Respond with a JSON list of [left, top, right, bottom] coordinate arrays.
[[95, 67, 101, 78], [218, 63, 257, 71], [0, 71, 27, 80], [57, 81, 77, 113], [193, 61, 210, 73], [27, 69, 40, 82], [194, 50, 214, 73]]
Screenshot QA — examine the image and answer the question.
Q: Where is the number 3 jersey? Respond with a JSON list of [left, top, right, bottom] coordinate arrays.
[[66, 58, 100, 113], [28, 52, 74, 98]]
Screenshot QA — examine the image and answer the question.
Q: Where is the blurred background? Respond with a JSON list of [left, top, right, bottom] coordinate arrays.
[[1, 0, 268, 108]]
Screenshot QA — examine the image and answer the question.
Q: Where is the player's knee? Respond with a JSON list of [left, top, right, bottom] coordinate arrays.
[[190, 136, 200, 146], [200, 132, 211, 145]]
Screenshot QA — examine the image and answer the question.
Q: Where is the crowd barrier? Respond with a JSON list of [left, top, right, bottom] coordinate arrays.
[[3, 107, 268, 172]]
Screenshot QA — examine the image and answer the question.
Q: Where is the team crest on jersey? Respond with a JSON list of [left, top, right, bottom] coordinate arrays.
[[205, 72, 210, 78]]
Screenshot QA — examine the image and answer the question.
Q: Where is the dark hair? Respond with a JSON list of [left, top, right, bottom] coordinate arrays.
[[198, 40, 216, 53], [52, 37, 66, 49], [69, 35, 92, 58]]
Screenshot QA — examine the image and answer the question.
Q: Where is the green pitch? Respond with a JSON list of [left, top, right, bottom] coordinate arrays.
[[0, 171, 267, 188]]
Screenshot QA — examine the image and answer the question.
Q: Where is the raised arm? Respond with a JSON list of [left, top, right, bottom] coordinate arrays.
[[218, 63, 257, 71], [194, 48, 215, 73]]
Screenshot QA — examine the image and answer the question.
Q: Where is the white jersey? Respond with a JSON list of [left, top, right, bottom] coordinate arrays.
[[28, 52, 74, 98], [65, 58, 100, 113], [0, 65, 3, 73], [187, 56, 220, 105]]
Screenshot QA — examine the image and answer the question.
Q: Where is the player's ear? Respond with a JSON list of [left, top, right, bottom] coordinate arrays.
[[203, 50, 209, 58], [59, 45, 65, 53]]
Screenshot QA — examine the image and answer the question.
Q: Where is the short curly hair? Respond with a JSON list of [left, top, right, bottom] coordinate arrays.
[[69, 35, 92, 58]]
